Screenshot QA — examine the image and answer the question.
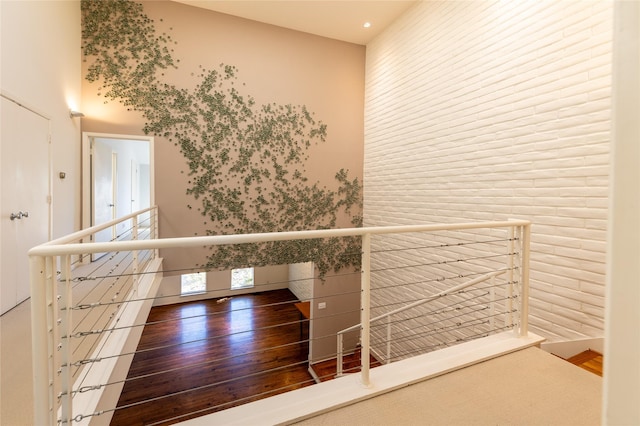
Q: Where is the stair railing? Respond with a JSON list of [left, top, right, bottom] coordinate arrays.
[[29, 217, 529, 424], [336, 269, 508, 377]]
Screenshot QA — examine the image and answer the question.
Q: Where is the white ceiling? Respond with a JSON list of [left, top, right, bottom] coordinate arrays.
[[170, 0, 418, 45]]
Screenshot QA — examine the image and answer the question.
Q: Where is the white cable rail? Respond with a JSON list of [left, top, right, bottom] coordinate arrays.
[[335, 269, 510, 377], [28, 213, 531, 425]]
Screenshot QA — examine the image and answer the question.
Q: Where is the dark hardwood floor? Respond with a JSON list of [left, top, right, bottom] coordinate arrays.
[[110, 289, 315, 425], [312, 348, 382, 382]]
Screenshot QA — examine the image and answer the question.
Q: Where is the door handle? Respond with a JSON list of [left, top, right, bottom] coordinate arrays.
[[108, 204, 114, 207], [10, 211, 28, 220]]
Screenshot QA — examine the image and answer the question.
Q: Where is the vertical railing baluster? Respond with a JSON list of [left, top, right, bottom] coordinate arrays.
[[520, 224, 531, 337], [132, 214, 139, 294], [49, 256, 61, 424], [30, 254, 52, 425], [336, 333, 344, 377], [60, 255, 73, 424], [507, 225, 515, 332], [152, 206, 159, 260], [489, 275, 496, 331], [360, 233, 371, 387], [386, 315, 392, 364]]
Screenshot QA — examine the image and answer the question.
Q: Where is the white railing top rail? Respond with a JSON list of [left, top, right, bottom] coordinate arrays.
[[29, 219, 530, 257], [337, 269, 507, 335], [37, 206, 158, 247], [30, 215, 531, 425]]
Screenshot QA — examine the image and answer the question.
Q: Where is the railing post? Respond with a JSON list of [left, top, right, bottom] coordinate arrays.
[[132, 214, 139, 294], [360, 233, 371, 387], [519, 223, 531, 337], [336, 333, 344, 377], [386, 316, 392, 364], [30, 254, 53, 425], [489, 275, 496, 331], [152, 206, 159, 260], [60, 255, 73, 424], [507, 225, 515, 331]]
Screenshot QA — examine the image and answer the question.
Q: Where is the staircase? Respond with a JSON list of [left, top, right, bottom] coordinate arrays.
[[311, 347, 382, 382], [566, 350, 603, 376]]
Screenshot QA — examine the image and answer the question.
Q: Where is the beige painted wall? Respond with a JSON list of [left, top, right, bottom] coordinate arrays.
[[154, 264, 290, 306], [81, 0, 365, 277], [1, 0, 82, 239], [310, 268, 360, 363]]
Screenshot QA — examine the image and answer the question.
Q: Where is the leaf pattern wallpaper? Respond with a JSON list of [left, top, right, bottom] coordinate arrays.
[[81, 0, 362, 276]]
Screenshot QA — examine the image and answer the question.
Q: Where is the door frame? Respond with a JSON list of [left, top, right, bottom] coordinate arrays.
[[81, 132, 155, 240]]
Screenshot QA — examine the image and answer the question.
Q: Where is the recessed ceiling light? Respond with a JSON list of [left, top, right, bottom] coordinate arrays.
[[363, 22, 372, 28]]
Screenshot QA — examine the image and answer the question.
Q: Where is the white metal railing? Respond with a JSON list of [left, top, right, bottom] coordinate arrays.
[[336, 269, 511, 377], [29, 217, 530, 425], [29, 207, 160, 426]]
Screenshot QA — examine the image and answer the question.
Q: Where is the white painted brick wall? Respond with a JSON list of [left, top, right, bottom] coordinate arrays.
[[364, 0, 612, 342]]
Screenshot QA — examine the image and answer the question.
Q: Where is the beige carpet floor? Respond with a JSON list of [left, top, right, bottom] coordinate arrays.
[[294, 346, 602, 426], [1, 300, 33, 426]]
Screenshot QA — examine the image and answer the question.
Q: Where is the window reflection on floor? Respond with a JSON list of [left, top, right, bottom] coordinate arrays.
[[229, 297, 254, 346], [178, 303, 207, 345]]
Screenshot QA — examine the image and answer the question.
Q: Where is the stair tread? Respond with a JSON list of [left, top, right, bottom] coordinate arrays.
[[566, 349, 603, 377]]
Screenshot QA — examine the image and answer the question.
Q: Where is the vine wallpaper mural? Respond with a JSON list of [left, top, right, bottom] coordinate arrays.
[[81, 0, 363, 276]]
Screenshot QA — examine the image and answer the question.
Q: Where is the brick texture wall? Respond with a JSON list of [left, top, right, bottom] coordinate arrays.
[[364, 0, 612, 342]]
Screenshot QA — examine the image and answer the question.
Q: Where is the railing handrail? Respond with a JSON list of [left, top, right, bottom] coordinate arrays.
[[30, 216, 530, 424], [37, 206, 158, 247], [337, 270, 507, 336], [29, 219, 530, 257]]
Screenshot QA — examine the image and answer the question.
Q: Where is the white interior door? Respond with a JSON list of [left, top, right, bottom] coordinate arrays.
[[92, 139, 116, 248], [1, 97, 50, 315]]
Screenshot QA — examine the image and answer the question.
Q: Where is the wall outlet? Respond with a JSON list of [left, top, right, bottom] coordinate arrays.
[[318, 302, 326, 309]]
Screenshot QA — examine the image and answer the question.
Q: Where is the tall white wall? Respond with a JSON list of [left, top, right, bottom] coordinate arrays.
[[603, 1, 640, 423], [364, 1, 612, 342], [1, 0, 82, 238]]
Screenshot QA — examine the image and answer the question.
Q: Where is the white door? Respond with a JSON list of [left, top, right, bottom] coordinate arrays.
[[1, 97, 50, 315], [91, 140, 117, 260]]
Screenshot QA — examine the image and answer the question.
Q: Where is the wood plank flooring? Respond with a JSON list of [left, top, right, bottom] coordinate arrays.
[[566, 349, 603, 377], [110, 289, 315, 425]]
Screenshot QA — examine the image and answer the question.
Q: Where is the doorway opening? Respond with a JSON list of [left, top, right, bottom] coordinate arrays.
[[82, 133, 154, 247]]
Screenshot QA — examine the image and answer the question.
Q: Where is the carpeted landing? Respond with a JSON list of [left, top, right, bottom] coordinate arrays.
[[295, 347, 602, 426]]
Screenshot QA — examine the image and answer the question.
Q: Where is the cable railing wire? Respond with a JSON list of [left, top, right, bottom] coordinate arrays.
[[63, 264, 516, 392], [368, 292, 511, 335], [32, 214, 530, 426], [370, 236, 520, 255], [369, 266, 516, 292], [65, 265, 359, 296], [66, 211, 158, 269], [368, 277, 517, 316], [382, 323, 518, 363], [370, 251, 518, 274]]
